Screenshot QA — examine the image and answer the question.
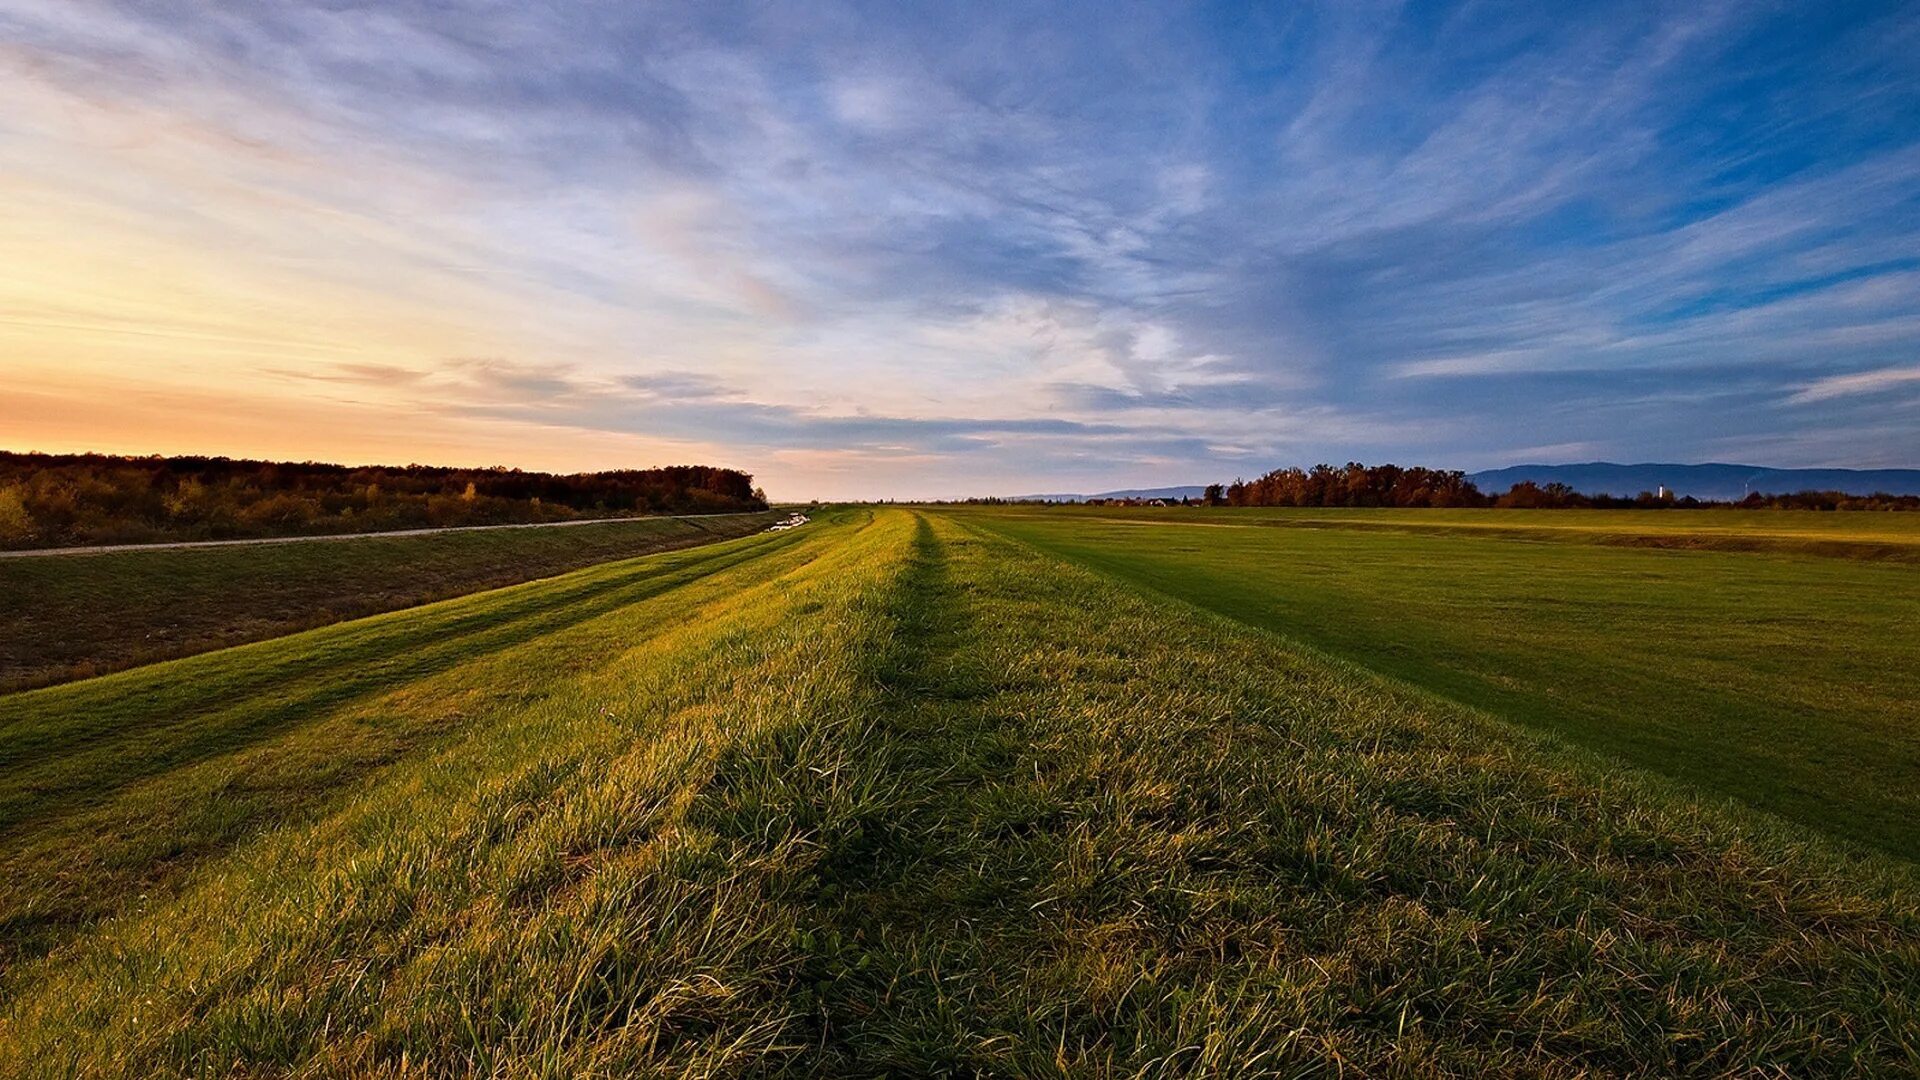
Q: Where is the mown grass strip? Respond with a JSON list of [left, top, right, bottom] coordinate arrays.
[[2, 508, 1916, 1076], [1045, 504, 1920, 563], [966, 506, 1920, 861], [0, 510, 781, 692], [0, 519, 836, 964]]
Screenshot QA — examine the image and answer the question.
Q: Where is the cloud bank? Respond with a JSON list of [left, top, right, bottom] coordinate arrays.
[[2, 0, 1917, 496]]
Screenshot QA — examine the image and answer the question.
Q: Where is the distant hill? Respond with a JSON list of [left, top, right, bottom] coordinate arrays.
[[1006, 485, 1208, 503], [1467, 462, 1920, 501]]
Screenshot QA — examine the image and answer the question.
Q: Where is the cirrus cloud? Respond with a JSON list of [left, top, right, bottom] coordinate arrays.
[[2, 0, 1917, 495]]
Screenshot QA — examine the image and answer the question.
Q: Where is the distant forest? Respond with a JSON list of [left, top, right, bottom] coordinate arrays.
[[941, 462, 1919, 510], [1220, 463, 1920, 510], [0, 452, 767, 549], [1222, 464, 1483, 507]]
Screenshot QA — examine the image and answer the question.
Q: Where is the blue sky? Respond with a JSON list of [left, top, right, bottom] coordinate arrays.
[[1, 1, 1916, 497]]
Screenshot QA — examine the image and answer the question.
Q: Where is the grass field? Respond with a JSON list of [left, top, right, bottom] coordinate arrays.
[[0, 511, 778, 691], [1048, 505, 1920, 561], [968, 505, 1920, 860], [2, 507, 1917, 1076]]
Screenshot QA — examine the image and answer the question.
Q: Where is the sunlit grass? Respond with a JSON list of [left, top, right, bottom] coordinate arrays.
[[0, 510, 780, 691], [2, 508, 1915, 1075], [0, 519, 816, 964], [968, 505, 1920, 860], [1042, 503, 1920, 560]]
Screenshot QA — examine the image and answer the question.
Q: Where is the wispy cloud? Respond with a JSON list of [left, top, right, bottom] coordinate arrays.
[[2, 0, 1917, 494], [1788, 364, 1920, 404]]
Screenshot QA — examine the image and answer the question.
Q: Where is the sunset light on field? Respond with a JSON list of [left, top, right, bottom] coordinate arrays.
[[5, 6, 1920, 1074]]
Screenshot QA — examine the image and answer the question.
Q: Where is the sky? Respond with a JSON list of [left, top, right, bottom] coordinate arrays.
[[2, 1, 1917, 499]]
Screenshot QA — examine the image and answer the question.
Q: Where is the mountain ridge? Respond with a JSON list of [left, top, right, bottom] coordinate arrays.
[[1465, 462, 1920, 501], [1003, 485, 1209, 503]]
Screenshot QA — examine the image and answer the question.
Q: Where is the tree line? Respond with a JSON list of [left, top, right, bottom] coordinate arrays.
[[1221, 463, 1485, 507], [1486, 481, 1920, 510], [0, 452, 767, 549], [1216, 463, 1918, 510]]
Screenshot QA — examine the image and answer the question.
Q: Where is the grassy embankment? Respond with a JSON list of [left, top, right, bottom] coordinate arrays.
[[2, 507, 1916, 1075], [0, 510, 778, 691], [967, 505, 1920, 860]]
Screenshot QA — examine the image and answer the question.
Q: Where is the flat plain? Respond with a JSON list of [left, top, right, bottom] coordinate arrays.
[[1, 507, 1916, 1076], [970, 504, 1920, 858]]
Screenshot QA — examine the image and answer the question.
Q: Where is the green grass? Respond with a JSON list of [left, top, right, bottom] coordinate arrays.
[[962, 505, 1920, 860], [0, 511, 779, 691], [0, 517, 817, 966], [1068, 504, 1920, 561], [2, 508, 1917, 1076]]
